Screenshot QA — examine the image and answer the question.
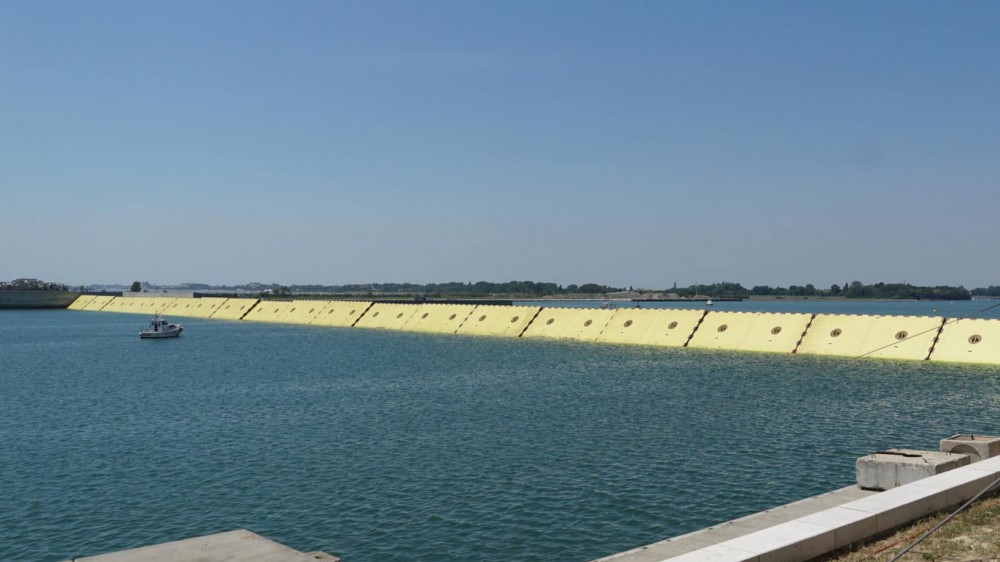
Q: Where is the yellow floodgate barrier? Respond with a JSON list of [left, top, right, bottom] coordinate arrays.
[[455, 305, 540, 337], [163, 297, 230, 319], [210, 298, 258, 320], [310, 301, 371, 328], [689, 312, 814, 354], [79, 295, 115, 311], [597, 308, 706, 347], [401, 304, 477, 334], [354, 303, 421, 330], [243, 300, 297, 323], [67, 297, 1000, 366], [930, 318, 1000, 365], [522, 307, 616, 341], [797, 314, 943, 360], [103, 296, 132, 312], [280, 301, 330, 325], [67, 295, 97, 310], [146, 297, 179, 314]]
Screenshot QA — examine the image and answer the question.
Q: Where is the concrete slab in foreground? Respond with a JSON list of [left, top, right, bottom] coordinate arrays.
[[596, 454, 1000, 562], [64, 529, 338, 562]]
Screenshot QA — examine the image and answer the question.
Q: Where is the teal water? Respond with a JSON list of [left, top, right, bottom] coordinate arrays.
[[2, 306, 1000, 561]]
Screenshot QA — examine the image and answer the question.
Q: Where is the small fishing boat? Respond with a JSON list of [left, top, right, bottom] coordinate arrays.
[[140, 314, 183, 339], [706, 299, 714, 306]]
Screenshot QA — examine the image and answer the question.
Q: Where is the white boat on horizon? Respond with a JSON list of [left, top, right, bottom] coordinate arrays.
[[140, 314, 183, 339]]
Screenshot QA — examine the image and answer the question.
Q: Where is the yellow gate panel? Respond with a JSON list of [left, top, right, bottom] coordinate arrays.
[[302, 300, 333, 321], [401, 304, 476, 334], [522, 307, 615, 341], [689, 312, 813, 353], [741, 313, 814, 353], [595, 309, 660, 345], [859, 315, 943, 360], [797, 314, 940, 360], [98, 297, 124, 312], [68, 295, 95, 310], [640, 309, 707, 346], [311, 301, 372, 327], [930, 318, 1000, 365], [287, 300, 329, 324], [688, 311, 758, 350], [166, 297, 230, 318], [146, 298, 177, 314], [131, 298, 159, 314], [796, 314, 876, 357], [105, 297, 146, 314], [243, 301, 296, 322], [354, 303, 421, 330], [81, 295, 115, 311], [211, 298, 257, 320], [455, 305, 540, 337], [597, 308, 704, 347], [277, 300, 326, 325], [130, 298, 157, 313]]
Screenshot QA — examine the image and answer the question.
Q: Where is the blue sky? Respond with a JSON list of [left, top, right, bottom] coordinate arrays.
[[2, 1, 998, 288]]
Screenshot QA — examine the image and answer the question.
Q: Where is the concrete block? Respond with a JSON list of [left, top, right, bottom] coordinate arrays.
[[905, 467, 1000, 507], [842, 481, 950, 532], [67, 529, 333, 562], [723, 521, 835, 562], [797, 506, 877, 549], [963, 454, 1000, 474], [940, 434, 1000, 462], [856, 449, 970, 491]]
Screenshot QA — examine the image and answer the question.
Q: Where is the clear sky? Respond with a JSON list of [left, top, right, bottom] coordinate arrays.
[[2, 1, 998, 289]]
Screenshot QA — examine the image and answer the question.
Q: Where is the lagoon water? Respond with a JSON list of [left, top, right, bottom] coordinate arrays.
[[3, 302, 1000, 561]]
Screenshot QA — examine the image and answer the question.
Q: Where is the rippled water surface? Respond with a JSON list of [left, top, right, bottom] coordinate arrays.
[[3, 307, 1000, 561]]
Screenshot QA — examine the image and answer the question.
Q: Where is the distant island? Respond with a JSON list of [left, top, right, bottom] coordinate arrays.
[[75, 280, 999, 301], [1, 278, 70, 291]]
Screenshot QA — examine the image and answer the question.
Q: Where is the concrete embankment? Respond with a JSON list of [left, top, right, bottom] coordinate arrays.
[[0, 290, 83, 309], [69, 295, 1000, 366], [596, 443, 1000, 562]]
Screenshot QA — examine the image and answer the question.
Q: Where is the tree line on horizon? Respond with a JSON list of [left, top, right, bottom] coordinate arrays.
[[179, 280, 981, 300], [685, 281, 972, 300]]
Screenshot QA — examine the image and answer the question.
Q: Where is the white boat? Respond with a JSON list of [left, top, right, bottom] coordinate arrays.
[[706, 299, 714, 306], [140, 314, 183, 339]]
